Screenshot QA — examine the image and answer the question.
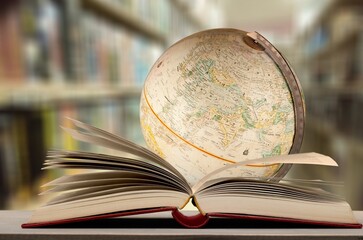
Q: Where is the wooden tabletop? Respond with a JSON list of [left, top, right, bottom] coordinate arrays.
[[1, 210, 363, 240]]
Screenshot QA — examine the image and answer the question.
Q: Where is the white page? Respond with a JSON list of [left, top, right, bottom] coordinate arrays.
[[193, 153, 338, 192], [64, 118, 187, 184], [45, 150, 190, 193]]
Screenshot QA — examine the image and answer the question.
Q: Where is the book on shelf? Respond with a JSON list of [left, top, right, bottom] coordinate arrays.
[[22, 119, 362, 228], [0, 0, 165, 87], [0, 2, 25, 82]]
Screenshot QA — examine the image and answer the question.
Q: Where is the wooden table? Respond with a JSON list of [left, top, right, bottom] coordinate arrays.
[[1, 210, 362, 239]]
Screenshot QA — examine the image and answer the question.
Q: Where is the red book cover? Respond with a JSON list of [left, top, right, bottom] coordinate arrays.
[[22, 207, 362, 229]]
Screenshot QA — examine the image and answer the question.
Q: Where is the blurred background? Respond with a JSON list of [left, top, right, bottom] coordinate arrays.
[[0, 0, 362, 210]]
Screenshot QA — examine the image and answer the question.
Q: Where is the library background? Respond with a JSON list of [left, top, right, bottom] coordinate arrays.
[[0, 0, 362, 210]]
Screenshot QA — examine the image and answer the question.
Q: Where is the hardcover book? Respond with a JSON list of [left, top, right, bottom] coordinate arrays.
[[21, 119, 361, 228], [22, 29, 361, 228]]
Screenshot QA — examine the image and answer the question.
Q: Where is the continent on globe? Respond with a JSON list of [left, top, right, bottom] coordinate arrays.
[[140, 29, 304, 185]]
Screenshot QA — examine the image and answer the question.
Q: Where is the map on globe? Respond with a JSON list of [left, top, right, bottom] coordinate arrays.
[[140, 29, 304, 185]]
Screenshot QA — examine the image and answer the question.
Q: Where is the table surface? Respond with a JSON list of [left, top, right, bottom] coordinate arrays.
[[1, 210, 363, 240]]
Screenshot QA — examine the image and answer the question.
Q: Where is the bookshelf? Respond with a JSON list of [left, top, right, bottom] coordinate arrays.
[[0, 83, 142, 106], [81, 0, 167, 45], [0, 0, 220, 209], [292, 0, 363, 209]]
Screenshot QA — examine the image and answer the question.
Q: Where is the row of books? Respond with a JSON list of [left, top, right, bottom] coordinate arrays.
[[102, 0, 214, 37], [0, 0, 216, 209], [0, 98, 143, 209], [0, 0, 163, 87], [297, 1, 363, 210], [0, 0, 214, 88], [304, 6, 362, 58], [104, 0, 171, 35], [80, 12, 163, 86], [307, 93, 363, 141], [0, 2, 26, 81], [0, 109, 46, 209], [0, 0, 69, 83], [168, 1, 200, 45], [302, 6, 363, 87], [46, 99, 144, 152]]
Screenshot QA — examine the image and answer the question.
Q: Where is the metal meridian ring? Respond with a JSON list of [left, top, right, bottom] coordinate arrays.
[[247, 31, 306, 181]]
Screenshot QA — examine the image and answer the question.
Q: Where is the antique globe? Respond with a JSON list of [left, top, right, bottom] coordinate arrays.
[[140, 29, 304, 185]]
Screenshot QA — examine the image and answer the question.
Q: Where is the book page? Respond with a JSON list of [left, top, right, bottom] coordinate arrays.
[[42, 173, 183, 195], [196, 195, 357, 224], [42, 171, 188, 195], [45, 150, 191, 194], [63, 118, 188, 185], [28, 190, 189, 224], [195, 178, 342, 202], [193, 173, 357, 225], [45, 184, 183, 206], [192, 153, 337, 193]]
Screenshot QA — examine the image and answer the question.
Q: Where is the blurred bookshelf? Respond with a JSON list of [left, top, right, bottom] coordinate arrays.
[[0, 0, 222, 209], [291, 0, 363, 209]]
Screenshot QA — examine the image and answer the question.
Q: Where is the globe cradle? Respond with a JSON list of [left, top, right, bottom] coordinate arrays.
[[140, 29, 305, 186]]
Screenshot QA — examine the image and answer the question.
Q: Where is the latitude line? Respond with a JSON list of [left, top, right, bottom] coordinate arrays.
[[143, 87, 236, 163], [143, 87, 281, 168]]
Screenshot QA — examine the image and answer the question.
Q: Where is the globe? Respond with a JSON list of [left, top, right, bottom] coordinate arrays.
[[140, 29, 304, 186]]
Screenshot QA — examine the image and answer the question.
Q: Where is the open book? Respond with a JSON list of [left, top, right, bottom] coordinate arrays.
[[22, 119, 361, 228]]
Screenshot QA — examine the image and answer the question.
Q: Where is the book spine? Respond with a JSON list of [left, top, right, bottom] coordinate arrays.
[[171, 209, 210, 228]]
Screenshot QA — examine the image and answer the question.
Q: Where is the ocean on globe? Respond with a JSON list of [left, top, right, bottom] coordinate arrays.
[[140, 29, 296, 186]]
